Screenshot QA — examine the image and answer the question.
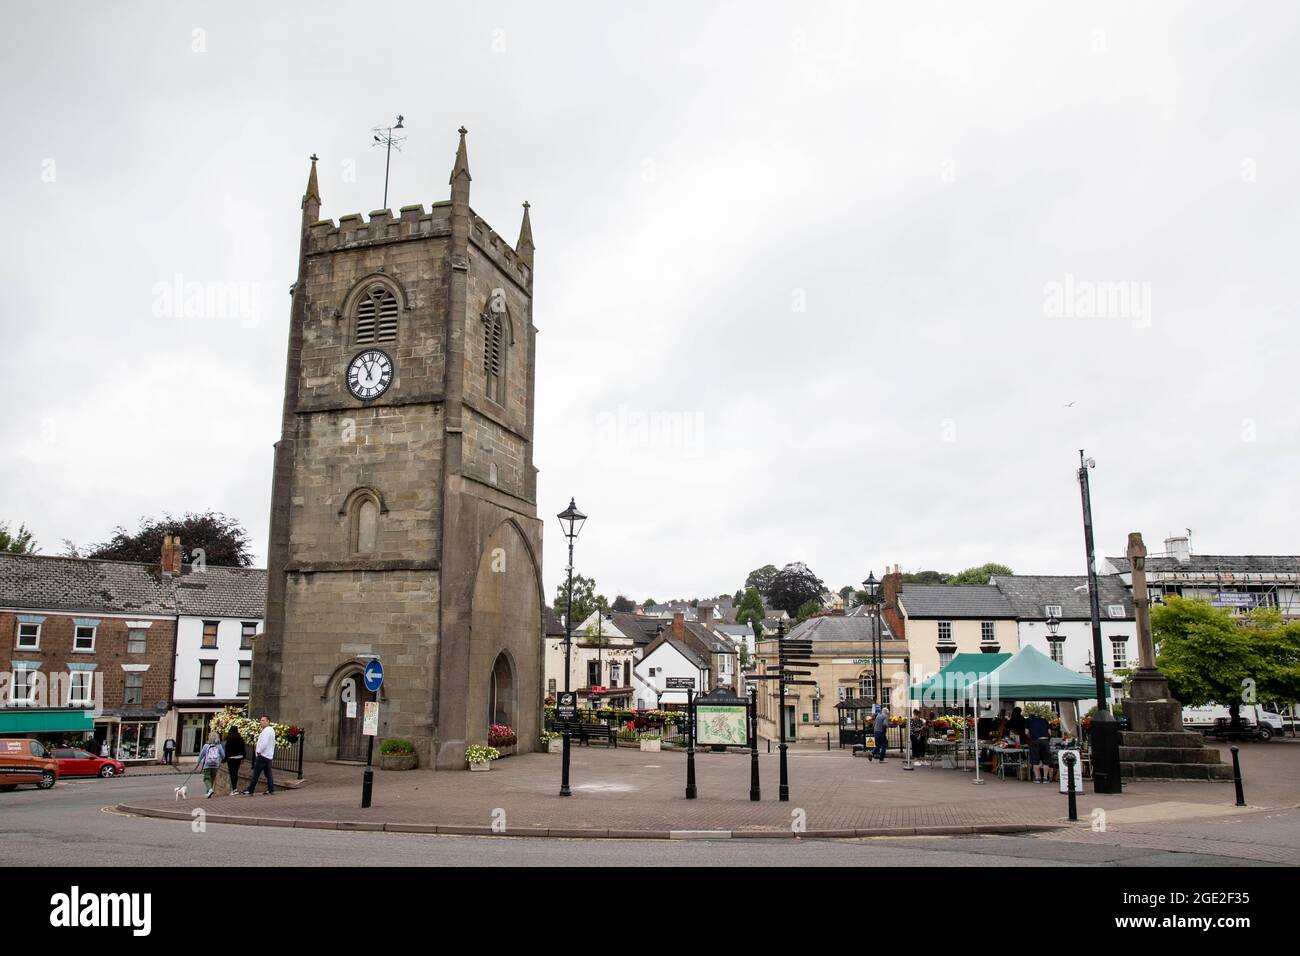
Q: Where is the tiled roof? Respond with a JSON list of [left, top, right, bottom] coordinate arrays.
[[991, 575, 1134, 620], [0, 553, 267, 619], [898, 585, 1015, 619], [784, 615, 898, 643], [0, 553, 176, 615], [608, 611, 662, 645], [173, 566, 266, 617], [1104, 555, 1300, 575], [543, 606, 566, 636]]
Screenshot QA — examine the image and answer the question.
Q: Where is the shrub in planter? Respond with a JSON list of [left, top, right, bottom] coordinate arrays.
[[378, 738, 418, 770], [639, 733, 661, 752], [540, 731, 562, 754]]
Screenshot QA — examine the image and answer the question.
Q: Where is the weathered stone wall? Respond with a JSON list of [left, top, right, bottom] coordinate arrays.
[[279, 569, 440, 762]]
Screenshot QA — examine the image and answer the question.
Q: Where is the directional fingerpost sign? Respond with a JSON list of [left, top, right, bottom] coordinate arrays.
[[363, 658, 384, 693]]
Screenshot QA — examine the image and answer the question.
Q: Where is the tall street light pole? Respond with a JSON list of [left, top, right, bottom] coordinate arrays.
[[1077, 451, 1122, 794], [556, 498, 587, 798], [864, 572, 881, 708]]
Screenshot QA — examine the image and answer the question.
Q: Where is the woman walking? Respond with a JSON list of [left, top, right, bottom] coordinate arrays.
[[195, 733, 225, 799], [224, 725, 246, 796]]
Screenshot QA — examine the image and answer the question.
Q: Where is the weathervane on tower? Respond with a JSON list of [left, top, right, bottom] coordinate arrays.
[[371, 114, 405, 209]]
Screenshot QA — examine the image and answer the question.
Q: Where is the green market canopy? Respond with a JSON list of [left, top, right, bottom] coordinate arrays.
[[908, 653, 1011, 706], [974, 644, 1098, 701]]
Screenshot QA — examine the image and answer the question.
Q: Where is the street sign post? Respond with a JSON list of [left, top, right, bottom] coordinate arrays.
[[556, 691, 577, 721], [360, 659, 382, 809]]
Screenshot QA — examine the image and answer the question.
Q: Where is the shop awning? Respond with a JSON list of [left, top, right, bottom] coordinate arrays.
[[0, 708, 95, 734], [974, 645, 1098, 701], [909, 653, 1011, 705]]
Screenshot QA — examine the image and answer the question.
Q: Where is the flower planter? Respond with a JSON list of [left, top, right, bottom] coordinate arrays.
[[468, 760, 492, 772], [379, 752, 417, 771], [639, 739, 661, 753], [546, 738, 563, 755]]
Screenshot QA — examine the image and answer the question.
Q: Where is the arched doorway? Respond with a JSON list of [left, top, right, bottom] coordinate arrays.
[[489, 652, 515, 729], [336, 670, 376, 762]]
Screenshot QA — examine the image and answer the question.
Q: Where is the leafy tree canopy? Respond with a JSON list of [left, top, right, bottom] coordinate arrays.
[[83, 511, 253, 567], [554, 573, 608, 628], [1154, 598, 1300, 719], [796, 598, 823, 623], [766, 562, 827, 617], [611, 595, 636, 613], [0, 522, 37, 555], [736, 586, 765, 629], [902, 570, 951, 585], [744, 564, 780, 597], [948, 563, 1013, 586]]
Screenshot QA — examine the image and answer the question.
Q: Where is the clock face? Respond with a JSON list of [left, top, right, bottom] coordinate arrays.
[[346, 350, 393, 401]]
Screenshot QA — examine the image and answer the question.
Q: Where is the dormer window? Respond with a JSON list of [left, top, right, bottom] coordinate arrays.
[[1107, 605, 1125, 619], [1044, 605, 1062, 618], [355, 286, 399, 344]]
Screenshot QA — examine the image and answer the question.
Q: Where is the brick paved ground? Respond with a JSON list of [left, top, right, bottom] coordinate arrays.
[[119, 740, 1298, 837]]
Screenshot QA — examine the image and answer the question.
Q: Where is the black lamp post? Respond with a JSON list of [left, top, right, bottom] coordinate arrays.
[[1077, 451, 1122, 794], [863, 572, 881, 708], [556, 497, 587, 798]]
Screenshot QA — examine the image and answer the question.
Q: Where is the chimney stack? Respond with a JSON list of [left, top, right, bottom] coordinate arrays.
[[672, 612, 685, 642], [882, 563, 905, 641], [696, 603, 714, 625], [160, 535, 183, 576], [1165, 535, 1190, 563]]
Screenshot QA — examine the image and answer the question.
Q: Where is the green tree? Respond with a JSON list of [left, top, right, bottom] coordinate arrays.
[[903, 570, 951, 585], [766, 562, 827, 617], [948, 563, 1013, 586], [1154, 598, 1300, 726], [641, 597, 657, 609], [0, 522, 37, 555], [735, 586, 765, 630], [796, 598, 823, 623], [838, 585, 854, 603], [554, 573, 607, 628], [82, 511, 253, 567], [744, 564, 780, 597], [732, 590, 743, 606], [611, 595, 636, 613]]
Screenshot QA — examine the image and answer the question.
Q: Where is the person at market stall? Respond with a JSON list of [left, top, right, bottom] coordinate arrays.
[[1006, 706, 1028, 745], [1026, 710, 1053, 783], [867, 705, 889, 762], [910, 709, 929, 766]]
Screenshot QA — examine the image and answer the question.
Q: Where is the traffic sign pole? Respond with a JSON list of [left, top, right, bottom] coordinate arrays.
[[685, 687, 697, 799], [361, 660, 383, 809]]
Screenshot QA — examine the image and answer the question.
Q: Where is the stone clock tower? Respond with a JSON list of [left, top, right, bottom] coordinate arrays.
[[252, 129, 545, 769]]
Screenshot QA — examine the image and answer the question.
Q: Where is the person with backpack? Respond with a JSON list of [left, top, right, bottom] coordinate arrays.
[[195, 733, 225, 799], [223, 724, 246, 795]]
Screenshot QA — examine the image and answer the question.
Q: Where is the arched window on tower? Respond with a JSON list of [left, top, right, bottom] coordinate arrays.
[[482, 296, 507, 406], [344, 489, 384, 555], [355, 285, 399, 344]]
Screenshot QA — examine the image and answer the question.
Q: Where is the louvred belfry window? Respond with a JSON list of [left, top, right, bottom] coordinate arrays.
[[483, 309, 505, 403], [356, 286, 399, 344]]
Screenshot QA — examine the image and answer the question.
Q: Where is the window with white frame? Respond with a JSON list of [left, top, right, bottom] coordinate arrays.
[[1044, 605, 1063, 618], [198, 661, 216, 696], [69, 671, 94, 706], [124, 672, 144, 706], [812, 697, 821, 722], [980, 621, 996, 643], [938, 650, 954, 669], [13, 668, 38, 704], [17, 621, 41, 649], [238, 662, 251, 697], [74, 624, 96, 652], [610, 662, 621, 684], [858, 672, 874, 700], [937, 621, 953, 643], [1111, 639, 1128, 670], [1107, 605, 1125, 619], [547, 678, 556, 695], [127, 628, 147, 654], [1048, 640, 1065, 665]]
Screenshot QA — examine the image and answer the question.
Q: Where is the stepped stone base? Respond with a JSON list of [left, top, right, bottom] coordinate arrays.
[[1118, 730, 1232, 782]]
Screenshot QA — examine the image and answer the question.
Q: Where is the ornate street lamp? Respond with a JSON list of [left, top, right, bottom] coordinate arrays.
[[556, 497, 586, 797], [863, 572, 881, 709]]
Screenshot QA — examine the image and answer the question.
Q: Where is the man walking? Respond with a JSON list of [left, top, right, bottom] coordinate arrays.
[[162, 736, 176, 766], [869, 705, 889, 763], [239, 716, 276, 796], [1026, 710, 1054, 783]]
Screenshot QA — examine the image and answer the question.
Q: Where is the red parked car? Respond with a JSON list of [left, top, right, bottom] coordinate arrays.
[[50, 748, 127, 778]]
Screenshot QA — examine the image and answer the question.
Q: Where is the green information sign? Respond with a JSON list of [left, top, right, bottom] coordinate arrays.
[[695, 704, 748, 746]]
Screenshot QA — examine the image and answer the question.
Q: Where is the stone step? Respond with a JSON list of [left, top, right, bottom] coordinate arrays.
[[1119, 746, 1224, 765], [1119, 731, 1214, 750], [1120, 761, 1235, 781]]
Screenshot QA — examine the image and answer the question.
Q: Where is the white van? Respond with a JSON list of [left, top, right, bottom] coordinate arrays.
[[1182, 703, 1284, 740]]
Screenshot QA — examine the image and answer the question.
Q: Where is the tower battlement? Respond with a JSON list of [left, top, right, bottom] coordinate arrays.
[[305, 203, 531, 287]]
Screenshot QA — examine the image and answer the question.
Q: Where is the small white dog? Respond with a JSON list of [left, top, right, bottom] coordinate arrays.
[[174, 784, 188, 800]]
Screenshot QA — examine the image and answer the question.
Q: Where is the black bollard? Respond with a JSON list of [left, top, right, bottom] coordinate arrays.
[[685, 688, 697, 799], [1063, 751, 1078, 821], [559, 731, 572, 797], [1230, 746, 1246, 807]]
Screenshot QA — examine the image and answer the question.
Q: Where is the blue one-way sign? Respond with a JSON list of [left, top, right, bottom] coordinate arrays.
[[363, 658, 384, 693]]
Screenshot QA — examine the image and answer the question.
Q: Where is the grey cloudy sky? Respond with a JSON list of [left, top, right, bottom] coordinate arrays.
[[3, 1, 1297, 604]]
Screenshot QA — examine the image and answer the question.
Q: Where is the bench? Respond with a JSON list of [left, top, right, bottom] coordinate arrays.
[[552, 721, 617, 748]]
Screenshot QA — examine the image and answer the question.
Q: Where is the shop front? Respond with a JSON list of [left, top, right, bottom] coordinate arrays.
[[95, 707, 169, 763], [0, 708, 95, 751]]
